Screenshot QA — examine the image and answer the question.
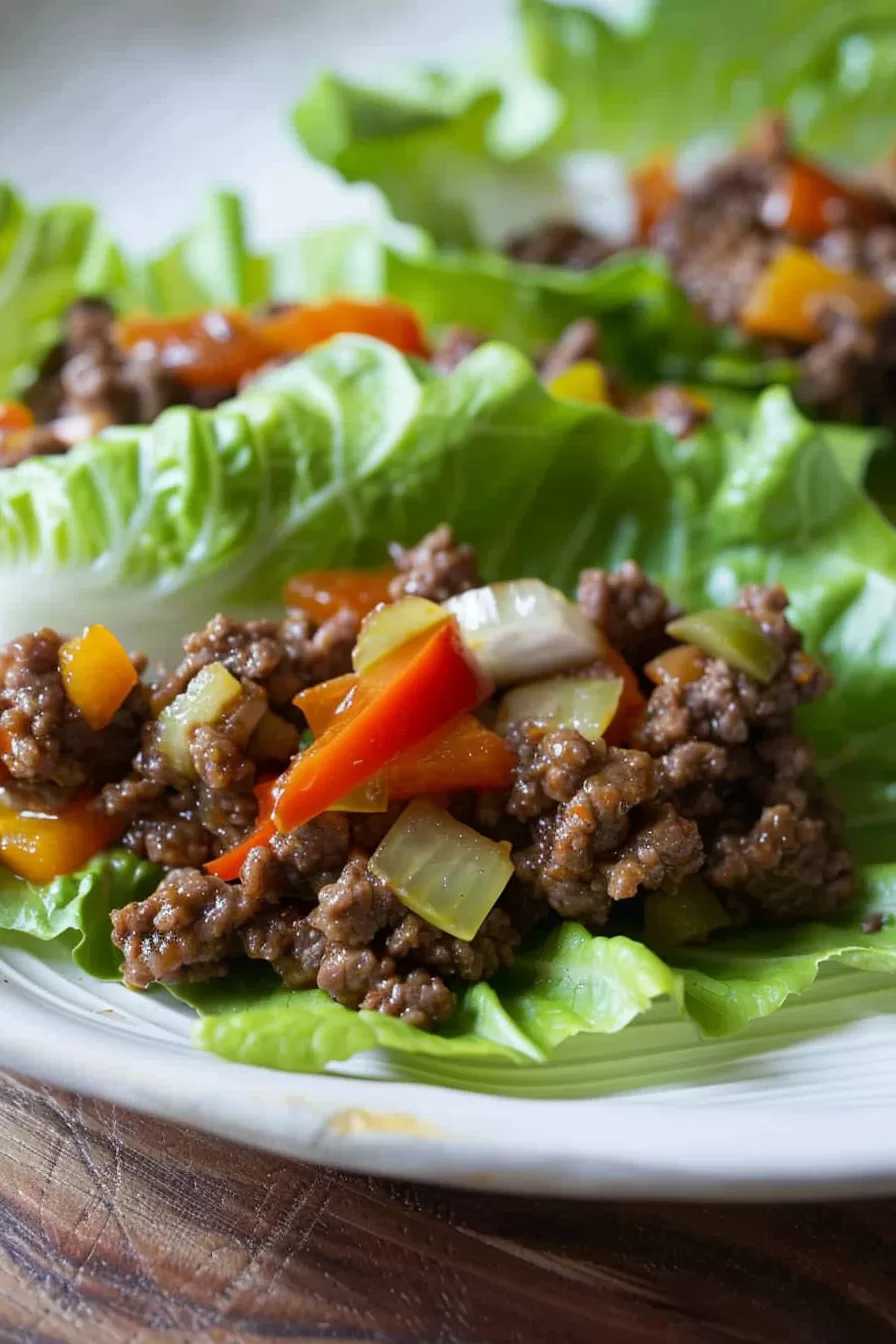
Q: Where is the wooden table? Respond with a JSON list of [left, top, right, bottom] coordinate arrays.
[[2, 1071, 896, 1344]]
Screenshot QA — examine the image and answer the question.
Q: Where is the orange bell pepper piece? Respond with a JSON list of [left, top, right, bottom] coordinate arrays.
[[293, 674, 357, 736], [284, 567, 397, 623], [762, 156, 889, 240], [116, 310, 273, 389], [630, 154, 678, 239], [740, 246, 893, 344], [257, 298, 429, 359], [594, 633, 647, 747], [59, 625, 139, 731], [384, 714, 513, 799], [644, 643, 708, 689], [0, 797, 124, 883], [0, 401, 34, 432]]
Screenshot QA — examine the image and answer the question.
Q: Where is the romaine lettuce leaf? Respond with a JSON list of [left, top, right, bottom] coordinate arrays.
[[2, 340, 896, 1082], [519, 0, 896, 165]]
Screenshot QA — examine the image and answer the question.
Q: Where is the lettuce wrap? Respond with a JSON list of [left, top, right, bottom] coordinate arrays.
[[2, 335, 896, 1083]]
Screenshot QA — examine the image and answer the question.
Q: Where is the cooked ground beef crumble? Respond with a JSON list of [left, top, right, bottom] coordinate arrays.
[[1, 526, 855, 1029]]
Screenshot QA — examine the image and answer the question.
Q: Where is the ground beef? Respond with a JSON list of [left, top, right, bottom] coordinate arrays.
[[505, 722, 605, 821], [430, 326, 486, 375], [150, 610, 357, 716], [577, 560, 680, 664], [505, 222, 615, 270], [705, 803, 854, 922], [316, 944, 392, 1009], [515, 744, 665, 924], [385, 907, 519, 981], [111, 866, 273, 988], [360, 967, 456, 1029], [241, 901, 325, 989], [0, 628, 146, 796], [309, 855, 403, 945], [651, 153, 776, 326], [538, 318, 601, 385], [797, 308, 896, 427], [603, 803, 703, 902], [270, 813, 352, 879], [123, 809, 213, 869], [388, 524, 482, 603], [23, 297, 187, 440]]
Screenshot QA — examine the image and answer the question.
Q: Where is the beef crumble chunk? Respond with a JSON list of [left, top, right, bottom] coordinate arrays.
[[241, 903, 326, 989], [513, 742, 700, 924], [309, 855, 403, 945], [388, 524, 482, 603], [505, 722, 606, 821], [0, 628, 146, 795], [385, 907, 519, 981], [360, 967, 457, 1030], [505, 221, 615, 270], [150, 609, 357, 715], [706, 804, 854, 922], [111, 866, 274, 988], [577, 560, 680, 665]]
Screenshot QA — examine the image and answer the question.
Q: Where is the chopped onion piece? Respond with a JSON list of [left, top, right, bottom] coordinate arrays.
[[496, 676, 623, 742], [248, 710, 300, 762], [370, 798, 513, 941], [443, 579, 599, 686], [158, 662, 242, 776], [643, 881, 730, 947], [353, 596, 448, 674], [666, 609, 783, 683]]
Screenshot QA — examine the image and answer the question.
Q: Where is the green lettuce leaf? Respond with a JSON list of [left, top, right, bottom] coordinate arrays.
[[519, 0, 896, 165], [293, 70, 564, 249], [3, 342, 896, 1079]]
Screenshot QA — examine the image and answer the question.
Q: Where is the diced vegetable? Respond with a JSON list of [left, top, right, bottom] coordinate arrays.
[[248, 710, 300, 762], [761, 157, 887, 239], [353, 596, 449, 675], [0, 797, 124, 883], [644, 643, 708, 688], [443, 580, 599, 686], [497, 676, 622, 743], [666, 610, 783, 683], [369, 798, 513, 941], [257, 298, 429, 358], [284, 567, 396, 622], [548, 360, 609, 405], [385, 714, 514, 798], [58, 625, 139, 731], [643, 880, 730, 947], [271, 622, 490, 833], [329, 776, 389, 813], [117, 310, 272, 389], [0, 401, 34, 432], [630, 154, 678, 239], [157, 661, 243, 776], [740, 246, 892, 344], [294, 673, 358, 736]]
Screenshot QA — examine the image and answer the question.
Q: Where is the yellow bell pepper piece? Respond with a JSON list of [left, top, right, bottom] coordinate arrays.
[[0, 798, 124, 883], [59, 624, 138, 731], [548, 360, 609, 404]]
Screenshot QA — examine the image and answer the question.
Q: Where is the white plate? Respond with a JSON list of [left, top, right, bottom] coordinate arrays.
[[3, 0, 896, 1200], [5, 938, 896, 1199]]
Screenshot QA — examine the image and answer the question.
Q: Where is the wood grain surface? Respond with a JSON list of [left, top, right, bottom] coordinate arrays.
[[2, 1070, 896, 1344]]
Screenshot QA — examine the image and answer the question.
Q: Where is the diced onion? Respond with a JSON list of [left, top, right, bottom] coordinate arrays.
[[666, 609, 783, 683], [443, 579, 599, 686], [370, 797, 513, 941], [496, 676, 623, 742], [248, 710, 300, 762], [157, 661, 242, 775], [643, 881, 730, 947], [353, 596, 448, 674]]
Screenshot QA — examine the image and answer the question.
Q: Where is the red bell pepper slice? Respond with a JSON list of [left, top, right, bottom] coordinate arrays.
[[272, 623, 488, 833], [0, 400, 34, 432]]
